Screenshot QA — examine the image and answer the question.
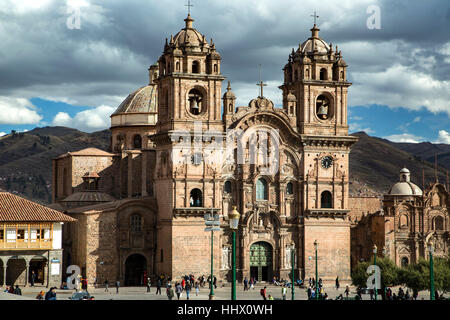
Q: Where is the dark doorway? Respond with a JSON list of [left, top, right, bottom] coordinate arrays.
[[125, 254, 147, 286], [29, 258, 46, 285]]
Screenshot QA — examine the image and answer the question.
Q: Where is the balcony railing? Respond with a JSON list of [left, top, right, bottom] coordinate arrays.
[[0, 223, 53, 250]]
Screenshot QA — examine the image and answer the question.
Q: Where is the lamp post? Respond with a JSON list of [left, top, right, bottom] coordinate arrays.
[[428, 241, 435, 301], [314, 240, 318, 300], [290, 243, 295, 300], [229, 206, 240, 301], [204, 209, 220, 300], [373, 244, 377, 301]]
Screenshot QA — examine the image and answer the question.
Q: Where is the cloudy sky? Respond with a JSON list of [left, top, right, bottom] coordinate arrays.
[[0, 0, 449, 143]]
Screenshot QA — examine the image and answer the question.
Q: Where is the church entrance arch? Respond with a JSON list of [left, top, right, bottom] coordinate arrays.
[[249, 241, 273, 282], [124, 254, 147, 286]]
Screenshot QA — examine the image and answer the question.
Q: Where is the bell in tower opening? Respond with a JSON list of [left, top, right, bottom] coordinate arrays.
[[188, 88, 203, 115], [316, 94, 330, 120]]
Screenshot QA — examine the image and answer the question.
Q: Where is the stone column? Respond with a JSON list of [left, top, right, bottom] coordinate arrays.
[[2, 258, 7, 287], [141, 151, 148, 197], [127, 152, 133, 198], [24, 260, 29, 287]]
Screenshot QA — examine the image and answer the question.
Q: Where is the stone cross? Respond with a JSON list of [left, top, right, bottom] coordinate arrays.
[[256, 64, 267, 97], [311, 11, 319, 25], [185, 0, 193, 15]]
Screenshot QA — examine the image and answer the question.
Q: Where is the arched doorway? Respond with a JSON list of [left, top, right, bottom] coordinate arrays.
[[6, 257, 26, 286], [250, 242, 273, 282], [124, 254, 147, 286]]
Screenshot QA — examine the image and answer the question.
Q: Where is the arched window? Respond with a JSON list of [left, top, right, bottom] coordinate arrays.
[[320, 191, 332, 208], [256, 178, 268, 200], [214, 64, 218, 73], [176, 61, 180, 71], [320, 68, 327, 80], [190, 189, 202, 207], [224, 181, 232, 194], [434, 216, 444, 231], [401, 257, 409, 267], [130, 214, 142, 232], [400, 214, 408, 227], [133, 135, 142, 149], [229, 103, 233, 112], [306, 69, 310, 78], [188, 88, 203, 115], [192, 61, 200, 73], [316, 94, 331, 120], [286, 182, 293, 195], [340, 70, 344, 80]]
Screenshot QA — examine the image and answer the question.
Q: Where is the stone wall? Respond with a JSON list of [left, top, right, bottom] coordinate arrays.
[[303, 217, 351, 285]]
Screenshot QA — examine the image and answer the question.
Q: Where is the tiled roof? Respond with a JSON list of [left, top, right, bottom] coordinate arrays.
[[0, 192, 76, 222], [56, 148, 115, 159]]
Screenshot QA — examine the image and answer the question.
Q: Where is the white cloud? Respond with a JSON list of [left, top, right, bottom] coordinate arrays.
[[349, 121, 374, 134], [435, 130, 450, 144], [0, 96, 43, 124], [52, 105, 115, 132], [350, 64, 450, 115], [412, 116, 421, 123], [0, 132, 7, 137], [384, 133, 425, 143]]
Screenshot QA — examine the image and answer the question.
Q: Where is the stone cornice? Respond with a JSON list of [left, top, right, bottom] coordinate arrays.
[[300, 135, 358, 149], [304, 208, 349, 218], [173, 207, 221, 218]]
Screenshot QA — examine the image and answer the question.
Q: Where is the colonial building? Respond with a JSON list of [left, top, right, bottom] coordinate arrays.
[[382, 168, 449, 265], [53, 15, 360, 286], [0, 191, 75, 288]]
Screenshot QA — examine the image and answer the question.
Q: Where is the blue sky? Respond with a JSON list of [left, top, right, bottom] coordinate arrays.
[[0, 0, 449, 144]]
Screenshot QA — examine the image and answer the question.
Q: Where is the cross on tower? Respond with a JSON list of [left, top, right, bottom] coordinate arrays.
[[185, 0, 194, 15], [256, 64, 267, 97], [311, 11, 319, 25]]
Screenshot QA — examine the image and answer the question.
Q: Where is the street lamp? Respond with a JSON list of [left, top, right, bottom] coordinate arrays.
[[289, 242, 295, 300], [373, 244, 377, 301], [204, 209, 220, 300], [314, 240, 318, 300], [229, 206, 240, 301], [428, 241, 435, 301]]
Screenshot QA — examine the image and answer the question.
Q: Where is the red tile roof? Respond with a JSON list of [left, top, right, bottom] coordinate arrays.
[[0, 192, 76, 222]]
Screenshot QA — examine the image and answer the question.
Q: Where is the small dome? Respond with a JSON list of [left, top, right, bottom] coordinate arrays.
[[300, 38, 330, 54], [388, 182, 423, 196], [400, 168, 410, 174], [286, 93, 297, 102], [300, 55, 312, 64], [223, 81, 235, 99], [112, 85, 157, 115], [172, 14, 209, 49], [337, 58, 347, 67]]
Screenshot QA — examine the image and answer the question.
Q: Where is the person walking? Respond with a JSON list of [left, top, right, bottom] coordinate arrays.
[[156, 278, 162, 295], [146, 277, 151, 293], [250, 278, 254, 290], [30, 271, 36, 287], [244, 277, 248, 291], [195, 281, 199, 296], [115, 280, 120, 294], [104, 279, 109, 292], [167, 285, 174, 300], [344, 286, 350, 299], [260, 286, 267, 300], [281, 285, 287, 300], [335, 276, 339, 290], [213, 276, 217, 289], [185, 281, 191, 300], [175, 282, 182, 300]]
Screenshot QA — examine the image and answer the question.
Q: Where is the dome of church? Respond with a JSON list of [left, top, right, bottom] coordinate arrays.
[[112, 85, 157, 115], [336, 58, 347, 66], [388, 168, 423, 196], [298, 25, 330, 55], [172, 14, 209, 49], [223, 81, 235, 99]]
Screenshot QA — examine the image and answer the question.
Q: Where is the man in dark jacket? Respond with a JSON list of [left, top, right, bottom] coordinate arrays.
[[13, 285, 22, 295]]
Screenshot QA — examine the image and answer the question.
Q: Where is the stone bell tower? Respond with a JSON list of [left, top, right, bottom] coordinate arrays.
[[150, 14, 226, 279], [155, 14, 225, 133], [279, 23, 358, 284]]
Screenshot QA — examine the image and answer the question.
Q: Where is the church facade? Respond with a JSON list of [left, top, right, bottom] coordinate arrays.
[[53, 15, 359, 286]]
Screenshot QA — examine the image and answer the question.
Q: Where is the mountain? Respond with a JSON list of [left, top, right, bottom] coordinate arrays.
[[0, 127, 448, 203], [0, 127, 111, 204], [349, 132, 449, 196]]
